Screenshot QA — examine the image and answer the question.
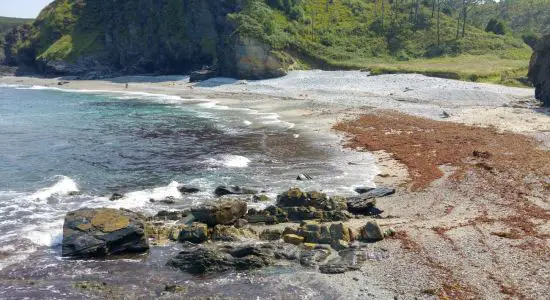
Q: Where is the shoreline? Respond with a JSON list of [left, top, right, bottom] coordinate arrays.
[[1, 72, 549, 299]]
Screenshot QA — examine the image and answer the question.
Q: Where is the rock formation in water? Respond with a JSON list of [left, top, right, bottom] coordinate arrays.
[[528, 35, 550, 107]]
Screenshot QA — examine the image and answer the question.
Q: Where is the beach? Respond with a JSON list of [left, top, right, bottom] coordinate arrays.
[[1, 71, 549, 299]]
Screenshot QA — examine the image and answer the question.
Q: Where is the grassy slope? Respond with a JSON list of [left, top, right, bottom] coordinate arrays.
[[31, 0, 104, 62], [0, 16, 33, 35], [233, 0, 532, 86]]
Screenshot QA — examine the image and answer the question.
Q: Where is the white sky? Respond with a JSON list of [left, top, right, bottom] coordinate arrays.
[[0, 0, 54, 18]]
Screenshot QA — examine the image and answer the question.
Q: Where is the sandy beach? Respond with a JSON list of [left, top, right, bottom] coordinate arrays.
[[1, 71, 549, 299]]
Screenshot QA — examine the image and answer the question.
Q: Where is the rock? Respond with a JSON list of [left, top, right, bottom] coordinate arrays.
[[159, 196, 176, 204], [234, 218, 248, 228], [330, 223, 351, 242], [189, 68, 217, 83], [178, 223, 208, 244], [361, 221, 384, 242], [529, 35, 550, 107], [356, 187, 395, 198], [109, 193, 124, 201], [296, 174, 313, 181], [178, 186, 200, 194], [299, 248, 331, 267], [319, 261, 350, 274], [303, 243, 317, 250], [154, 210, 188, 221], [211, 225, 257, 241], [259, 228, 283, 241], [252, 194, 271, 202], [276, 188, 309, 207], [246, 214, 278, 225], [346, 197, 377, 215], [355, 187, 375, 194], [168, 243, 279, 274], [349, 228, 359, 241], [283, 234, 304, 245], [62, 208, 149, 257], [214, 186, 257, 197], [283, 226, 298, 236], [331, 239, 350, 251], [190, 199, 247, 226], [232, 36, 288, 79]]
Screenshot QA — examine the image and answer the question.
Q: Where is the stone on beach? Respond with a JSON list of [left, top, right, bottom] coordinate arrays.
[[361, 221, 385, 242], [62, 208, 149, 257]]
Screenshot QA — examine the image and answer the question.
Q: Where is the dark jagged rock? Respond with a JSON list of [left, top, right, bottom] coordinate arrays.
[[354, 187, 375, 194], [529, 35, 550, 107], [214, 185, 257, 197], [168, 242, 297, 275], [190, 199, 247, 226], [109, 193, 124, 201], [361, 221, 385, 242], [354, 187, 395, 198], [62, 208, 149, 258], [178, 186, 200, 194]]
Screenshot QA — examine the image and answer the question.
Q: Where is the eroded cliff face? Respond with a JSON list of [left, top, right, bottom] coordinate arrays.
[[2, 0, 289, 79], [528, 35, 550, 107]]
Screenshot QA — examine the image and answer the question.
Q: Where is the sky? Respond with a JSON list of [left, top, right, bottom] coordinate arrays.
[[0, 0, 54, 18]]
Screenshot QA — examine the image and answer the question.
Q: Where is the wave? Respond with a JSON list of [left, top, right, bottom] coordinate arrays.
[[27, 176, 79, 201], [204, 154, 251, 168], [107, 180, 183, 209]]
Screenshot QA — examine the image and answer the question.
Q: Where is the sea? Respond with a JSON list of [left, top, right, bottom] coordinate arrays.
[[0, 76, 377, 298]]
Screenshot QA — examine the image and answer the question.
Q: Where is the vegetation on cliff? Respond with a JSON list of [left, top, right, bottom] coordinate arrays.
[[0, 0, 535, 82]]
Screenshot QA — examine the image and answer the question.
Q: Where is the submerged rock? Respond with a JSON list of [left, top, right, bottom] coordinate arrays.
[[178, 186, 200, 194], [62, 208, 149, 257], [190, 199, 247, 226], [109, 193, 124, 201], [214, 185, 257, 197], [296, 174, 313, 181]]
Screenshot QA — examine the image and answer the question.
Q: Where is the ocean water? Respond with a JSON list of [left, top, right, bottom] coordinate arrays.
[[0, 82, 376, 298]]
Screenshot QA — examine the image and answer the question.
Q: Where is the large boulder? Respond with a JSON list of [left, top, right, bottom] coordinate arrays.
[[190, 199, 247, 226], [62, 208, 149, 258], [528, 35, 550, 107]]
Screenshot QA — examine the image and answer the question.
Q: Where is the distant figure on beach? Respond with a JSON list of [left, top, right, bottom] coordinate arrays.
[[125, 83, 128, 89]]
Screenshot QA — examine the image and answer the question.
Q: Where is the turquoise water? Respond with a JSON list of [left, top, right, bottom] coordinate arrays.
[[0, 83, 373, 298]]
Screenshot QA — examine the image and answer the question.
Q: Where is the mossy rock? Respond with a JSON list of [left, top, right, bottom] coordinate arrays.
[[91, 209, 130, 232]]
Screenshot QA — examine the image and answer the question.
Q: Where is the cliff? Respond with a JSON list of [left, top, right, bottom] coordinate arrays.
[[528, 35, 550, 107], [1, 0, 530, 79]]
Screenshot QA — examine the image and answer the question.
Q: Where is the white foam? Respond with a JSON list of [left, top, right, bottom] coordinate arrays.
[[28, 176, 79, 201], [205, 154, 251, 168], [243, 120, 252, 126], [108, 180, 182, 209]]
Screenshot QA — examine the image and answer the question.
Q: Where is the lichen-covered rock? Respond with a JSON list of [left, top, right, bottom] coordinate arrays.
[[259, 228, 283, 241], [283, 234, 304, 245], [190, 199, 247, 226], [178, 223, 209, 244], [62, 208, 149, 257], [211, 225, 258, 241], [233, 37, 288, 79], [529, 35, 550, 107]]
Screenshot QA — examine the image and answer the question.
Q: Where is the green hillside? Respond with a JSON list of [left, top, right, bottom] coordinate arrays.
[[1, 0, 532, 84]]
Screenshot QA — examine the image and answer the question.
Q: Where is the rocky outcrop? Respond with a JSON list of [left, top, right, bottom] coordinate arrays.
[[0, 0, 290, 79], [528, 35, 550, 107], [62, 208, 149, 257], [168, 242, 297, 275]]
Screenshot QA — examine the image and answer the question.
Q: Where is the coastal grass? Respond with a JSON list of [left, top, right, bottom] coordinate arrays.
[[365, 53, 531, 87]]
